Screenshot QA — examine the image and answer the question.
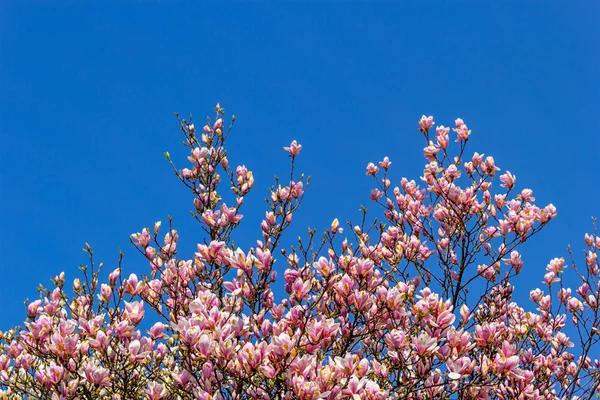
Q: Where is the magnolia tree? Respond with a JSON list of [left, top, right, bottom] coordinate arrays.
[[1, 105, 599, 400]]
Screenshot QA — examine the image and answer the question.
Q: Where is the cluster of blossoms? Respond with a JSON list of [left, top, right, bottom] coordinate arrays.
[[0, 106, 599, 399]]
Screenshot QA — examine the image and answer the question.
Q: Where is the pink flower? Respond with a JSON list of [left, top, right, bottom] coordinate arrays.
[[271, 333, 293, 357], [584, 233, 595, 247], [546, 257, 565, 274], [124, 301, 145, 324], [99, 284, 112, 302], [453, 118, 471, 141], [447, 356, 475, 380], [342, 376, 365, 397], [46, 362, 65, 384], [413, 332, 439, 356], [499, 171, 516, 189], [503, 251, 523, 274], [108, 268, 120, 286], [80, 362, 110, 386], [148, 322, 166, 339], [146, 381, 167, 400], [435, 126, 450, 149], [379, 156, 392, 169], [494, 342, 520, 375], [124, 273, 142, 295], [543, 271, 560, 285], [424, 141, 440, 161], [197, 333, 213, 357], [366, 162, 380, 176], [283, 140, 302, 156], [419, 115, 435, 133]]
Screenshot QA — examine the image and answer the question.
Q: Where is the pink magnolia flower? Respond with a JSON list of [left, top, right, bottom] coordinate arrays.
[[453, 118, 471, 141], [435, 126, 450, 149], [447, 356, 475, 380], [499, 171, 516, 189], [146, 381, 167, 400], [413, 332, 439, 356], [366, 162, 380, 176], [80, 362, 111, 386], [283, 140, 302, 156], [419, 115, 435, 133], [379, 156, 392, 169], [124, 301, 145, 324]]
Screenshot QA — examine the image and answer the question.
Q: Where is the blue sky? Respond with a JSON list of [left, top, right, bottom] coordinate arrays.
[[1, 2, 599, 329]]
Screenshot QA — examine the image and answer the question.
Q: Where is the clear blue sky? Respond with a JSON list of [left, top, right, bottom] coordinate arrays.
[[1, 2, 599, 329]]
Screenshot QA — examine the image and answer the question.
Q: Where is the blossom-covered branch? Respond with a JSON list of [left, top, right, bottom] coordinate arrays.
[[0, 106, 598, 400]]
